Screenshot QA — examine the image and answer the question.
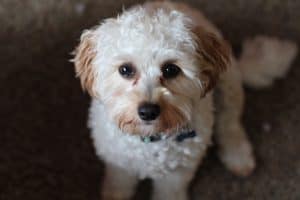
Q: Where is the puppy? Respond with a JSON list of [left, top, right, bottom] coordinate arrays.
[[72, 1, 298, 200]]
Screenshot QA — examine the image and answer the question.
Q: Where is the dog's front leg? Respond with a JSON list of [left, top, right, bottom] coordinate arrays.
[[215, 62, 256, 177], [101, 162, 138, 200], [152, 171, 194, 200]]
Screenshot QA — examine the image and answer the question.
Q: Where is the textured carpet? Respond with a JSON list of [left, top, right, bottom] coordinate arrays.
[[1, 0, 299, 199]]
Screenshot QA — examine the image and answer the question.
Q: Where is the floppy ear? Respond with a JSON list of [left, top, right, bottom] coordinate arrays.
[[192, 26, 231, 96], [73, 30, 97, 97]]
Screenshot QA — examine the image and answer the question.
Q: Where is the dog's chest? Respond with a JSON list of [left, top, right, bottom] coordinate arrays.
[[93, 130, 207, 179]]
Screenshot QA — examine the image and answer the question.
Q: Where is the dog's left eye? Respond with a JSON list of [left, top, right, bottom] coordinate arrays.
[[118, 63, 136, 79], [161, 63, 181, 79]]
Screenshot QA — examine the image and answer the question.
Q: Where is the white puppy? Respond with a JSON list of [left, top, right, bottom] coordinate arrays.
[[72, 1, 298, 200]]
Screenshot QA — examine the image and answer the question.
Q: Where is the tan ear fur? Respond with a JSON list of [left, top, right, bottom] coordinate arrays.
[[73, 30, 97, 97], [192, 26, 231, 96]]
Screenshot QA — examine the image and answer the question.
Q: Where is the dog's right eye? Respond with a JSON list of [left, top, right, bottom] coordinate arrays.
[[118, 63, 136, 79]]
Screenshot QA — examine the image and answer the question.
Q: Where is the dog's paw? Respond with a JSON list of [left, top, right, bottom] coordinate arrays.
[[219, 140, 256, 177]]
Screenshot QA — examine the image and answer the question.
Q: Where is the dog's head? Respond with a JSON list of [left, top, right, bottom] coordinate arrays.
[[73, 8, 230, 136]]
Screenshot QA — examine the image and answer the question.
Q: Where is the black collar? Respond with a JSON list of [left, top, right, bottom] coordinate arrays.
[[140, 130, 196, 143]]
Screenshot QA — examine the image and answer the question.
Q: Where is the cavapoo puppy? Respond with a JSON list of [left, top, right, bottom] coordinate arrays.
[[72, 1, 297, 200]]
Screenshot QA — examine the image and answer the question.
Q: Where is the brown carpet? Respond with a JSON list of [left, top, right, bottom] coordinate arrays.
[[1, 0, 299, 199]]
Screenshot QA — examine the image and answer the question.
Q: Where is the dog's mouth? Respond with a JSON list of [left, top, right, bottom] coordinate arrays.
[[118, 118, 188, 136], [142, 121, 156, 126]]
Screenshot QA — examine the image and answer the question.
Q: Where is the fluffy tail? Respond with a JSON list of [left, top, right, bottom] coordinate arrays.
[[238, 36, 298, 88]]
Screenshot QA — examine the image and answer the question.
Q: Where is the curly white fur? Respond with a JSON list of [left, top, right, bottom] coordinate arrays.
[[72, 1, 298, 200]]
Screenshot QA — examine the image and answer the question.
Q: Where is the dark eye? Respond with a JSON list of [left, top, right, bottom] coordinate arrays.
[[161, 63, 181, 79], [118, 63, 136, 79]]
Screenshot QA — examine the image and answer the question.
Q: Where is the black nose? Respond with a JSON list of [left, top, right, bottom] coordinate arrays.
[[138, 102, 161, 121]]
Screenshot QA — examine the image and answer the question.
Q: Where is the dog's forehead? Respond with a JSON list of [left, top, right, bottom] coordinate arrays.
[[95, 8, 196, 60]]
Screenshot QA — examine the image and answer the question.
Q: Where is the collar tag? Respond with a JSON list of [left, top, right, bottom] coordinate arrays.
[[141, 135, 161, 143]]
